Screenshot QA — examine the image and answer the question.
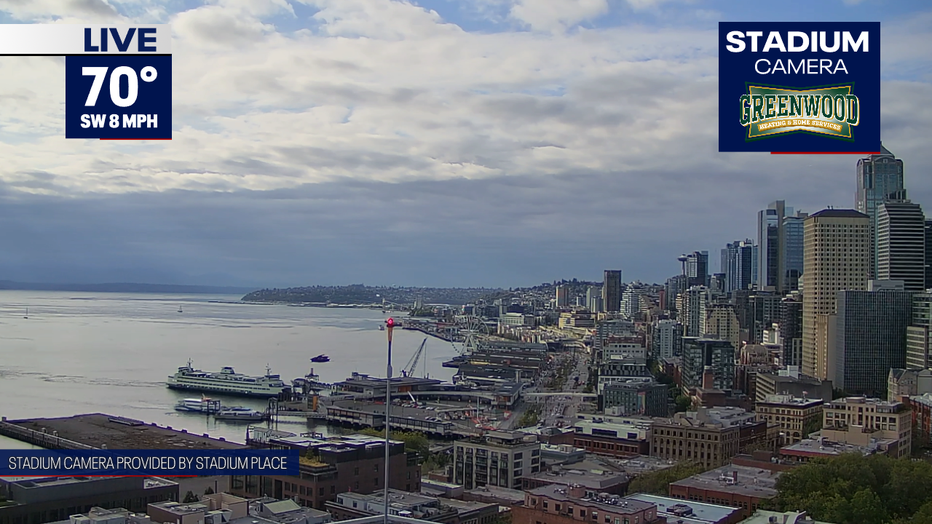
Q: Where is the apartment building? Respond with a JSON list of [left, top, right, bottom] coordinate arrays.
[[754, 394, 824, 445], [821, 396, 912, 458], [453, 431, 541, 490]]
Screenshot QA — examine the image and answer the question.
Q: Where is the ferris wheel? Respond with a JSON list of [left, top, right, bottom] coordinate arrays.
[[452, 315, 491, 355]]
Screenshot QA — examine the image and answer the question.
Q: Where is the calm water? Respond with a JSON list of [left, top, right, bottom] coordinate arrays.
[[0, 291, 458, 446]]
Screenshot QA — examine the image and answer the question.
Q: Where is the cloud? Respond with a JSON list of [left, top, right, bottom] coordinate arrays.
[[0, 0, 122, 21], [0, 0, 929, 286], [508, 0, 609, 32]]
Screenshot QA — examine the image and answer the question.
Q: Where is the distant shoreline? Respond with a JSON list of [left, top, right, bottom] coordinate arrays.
[[0, 281, 255, 295]]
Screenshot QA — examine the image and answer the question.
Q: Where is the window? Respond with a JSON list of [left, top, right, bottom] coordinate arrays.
[[319, 487, 325, 496], [354, 467, 359, 475], [331, 485, 336, 494], [543, 502, 549, 509]]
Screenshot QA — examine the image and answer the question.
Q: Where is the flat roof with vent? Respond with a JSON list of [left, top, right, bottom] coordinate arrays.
[[5, 413, 247, 450]]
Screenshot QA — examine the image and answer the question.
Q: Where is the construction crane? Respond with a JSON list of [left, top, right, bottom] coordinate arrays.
[[402, 338, 428, 378]]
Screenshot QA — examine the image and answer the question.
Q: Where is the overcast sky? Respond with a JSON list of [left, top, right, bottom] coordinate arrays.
[[0, 0, 929, 288]]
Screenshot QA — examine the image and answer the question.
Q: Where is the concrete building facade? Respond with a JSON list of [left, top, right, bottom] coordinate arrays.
[[802, 209, 870, 381]]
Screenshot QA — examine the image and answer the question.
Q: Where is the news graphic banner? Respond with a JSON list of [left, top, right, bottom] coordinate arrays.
[[0, 25, 172, 140], [718, 22, 880, 153], [1, 449, 299, 476]]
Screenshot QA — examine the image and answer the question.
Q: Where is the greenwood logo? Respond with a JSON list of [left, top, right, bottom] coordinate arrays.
[[739, 85, 860, 139]]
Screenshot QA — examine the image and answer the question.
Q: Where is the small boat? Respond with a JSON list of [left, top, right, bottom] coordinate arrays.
[[379, 325, 385, 331], [311, 354, 330, 363], [24, 308, 28, 319], [214, 406, 266, 421], [175, 397, 221, 413], [178, 305, 183, 313]]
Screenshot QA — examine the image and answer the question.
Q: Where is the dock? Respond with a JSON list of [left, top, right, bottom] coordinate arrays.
[[0, 413, 246, 450]]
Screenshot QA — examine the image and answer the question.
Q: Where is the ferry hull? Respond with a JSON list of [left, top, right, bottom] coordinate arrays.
[[167, 383, 285, 398]]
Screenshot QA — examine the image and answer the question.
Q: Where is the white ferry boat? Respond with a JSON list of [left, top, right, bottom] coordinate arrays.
[[214, 406, 267, 422], [174, 397, 221, 413], [167, 360, 288, 398]]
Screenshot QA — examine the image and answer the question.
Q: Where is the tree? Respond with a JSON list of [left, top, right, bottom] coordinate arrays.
[[770, 452, 932, 524], [183, 491, 199, 503], [627, 461, 705, 495], [204, 486, 215, 495], [802, 417, 822, 439], [674, 395, 691, 413], [359, 428, 429, 457]]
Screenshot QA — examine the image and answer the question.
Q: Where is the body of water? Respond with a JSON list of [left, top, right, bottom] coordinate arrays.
[[0, 291, 459, 446]]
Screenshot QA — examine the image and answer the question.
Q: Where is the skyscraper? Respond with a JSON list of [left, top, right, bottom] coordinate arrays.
[[906, 292, 931, 370], [652, 319, 683, 360], [925, 219, 932, 290], [855, 144, 905, 279], [783, 211, 808, 293], [721, 242, 738, 293], [586, 286, 603, 313], [682, 337, 735, 390], [802, 209, 870, 380], [555, 284, 570, 308], [780, 294, 803, 367], [682, 251, 709, 288], [678, 285, 710, 337], [758, 201, 786, 291], [832, 286, 912, 397], [721, 240, 755, 293], [877, 199, 926, 292], [603, 270, 622, 313]]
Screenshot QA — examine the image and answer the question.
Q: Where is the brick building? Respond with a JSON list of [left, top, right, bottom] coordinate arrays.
[[667, 464, 780, 520], [513, 485, 663, 524], [230, 434, 420, 510], [754, 394, 824, 445], [650, 408, 776, 469], [555, 414, 651, 458]]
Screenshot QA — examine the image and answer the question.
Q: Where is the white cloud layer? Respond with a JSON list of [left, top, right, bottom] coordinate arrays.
[[0, 0, 929, 285]]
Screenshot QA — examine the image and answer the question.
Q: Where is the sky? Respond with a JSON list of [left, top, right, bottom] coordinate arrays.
[[0, 0, 929, 288]]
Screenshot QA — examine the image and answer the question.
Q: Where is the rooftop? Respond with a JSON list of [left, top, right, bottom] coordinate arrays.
[[758, 395, 824, 408], [0, 476, 177, 490], [808, 209, 868, 219], [670, 464, 780, 499], [740, 509, 834, 524], [526, 486, 654, 516], [5, 413, 245, 450], [525, 467, 628, 490], [624, 494, 741, 524], [780, 438, 887, 457]]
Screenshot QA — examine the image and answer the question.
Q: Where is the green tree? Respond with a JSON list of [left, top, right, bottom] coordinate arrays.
[[204, 486, 214, 495], [182, 491, 199, 503], [674, 395, 691, 413], [770, 452, 932, 524], [802, 417, 822, 439], [627, 462, 705, 495], [359, 428, 429, 457]]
